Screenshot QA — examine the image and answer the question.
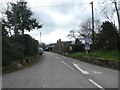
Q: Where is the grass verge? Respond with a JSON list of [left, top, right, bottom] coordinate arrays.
[[67, 50, 119, 70], [68, 50, 120, 61]]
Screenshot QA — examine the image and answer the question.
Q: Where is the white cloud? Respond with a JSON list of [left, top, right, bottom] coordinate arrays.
[[1, 0, 115, 44], [42, 29, 70, 44], [25, 28, 70, 44], [35, 29, 70, 44], [44, 10, 74, 24]]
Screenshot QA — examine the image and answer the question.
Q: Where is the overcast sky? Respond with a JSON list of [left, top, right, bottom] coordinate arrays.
[[0, 0, 119, 44]]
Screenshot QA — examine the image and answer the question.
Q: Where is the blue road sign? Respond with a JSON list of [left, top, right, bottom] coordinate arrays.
[[85, 43, 90, 50]]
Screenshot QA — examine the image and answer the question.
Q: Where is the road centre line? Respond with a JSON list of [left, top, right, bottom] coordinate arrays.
[[56, 56, 60, 60], [61, 61, 74, 70], [55, 56, 74, 70], [88, 79, 105, 90], [73, 63, 90, 74]]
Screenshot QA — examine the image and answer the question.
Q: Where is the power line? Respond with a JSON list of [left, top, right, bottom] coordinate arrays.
[[29, 3, 89, 8], [33, 3, 91, 32], [65, 4, 91, 31]]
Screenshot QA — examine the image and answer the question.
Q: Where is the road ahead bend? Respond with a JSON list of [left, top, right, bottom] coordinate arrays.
[[2, 52, 118, 88]]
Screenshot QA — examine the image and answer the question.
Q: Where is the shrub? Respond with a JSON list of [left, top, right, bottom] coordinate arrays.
[[66, 43, 84, 53], [2, 34, 39, 67], [9, 42, 24, 61]]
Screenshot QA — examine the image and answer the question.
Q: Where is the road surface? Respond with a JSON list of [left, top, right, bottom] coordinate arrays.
[[2, 52, 118, 89]]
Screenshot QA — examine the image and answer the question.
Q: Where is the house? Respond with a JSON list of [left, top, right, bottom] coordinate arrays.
[[45, 39, 72, 53], [54, 39, 72, 53]]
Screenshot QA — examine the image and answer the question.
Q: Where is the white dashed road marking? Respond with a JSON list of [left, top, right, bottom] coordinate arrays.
[[61, 61, 74, 70], [56, 56, 60, 60], [73, 63, 90, 74], [88, 79, 105, 90], [55, 56, 74, 70]]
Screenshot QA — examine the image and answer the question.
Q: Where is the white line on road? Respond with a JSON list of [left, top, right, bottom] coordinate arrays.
[[55, 56, 74, 70], [73, 63, 90, 74], [61, 61, 74, 70], [56, 56, 60, 60], [92, 71, 102, 74], [88, 79, 105, 90]]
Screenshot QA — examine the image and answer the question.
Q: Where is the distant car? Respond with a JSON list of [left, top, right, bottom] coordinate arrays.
[[38, 47, 43, 55]]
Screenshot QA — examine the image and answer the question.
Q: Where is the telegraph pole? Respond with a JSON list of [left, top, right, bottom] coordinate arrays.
[[113, 1, 120, 34], [40, 32, 41, 43], [90, 1, 95, 50]]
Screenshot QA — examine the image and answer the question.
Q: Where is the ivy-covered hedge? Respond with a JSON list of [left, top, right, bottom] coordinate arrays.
[[2, 34, 39, 67]]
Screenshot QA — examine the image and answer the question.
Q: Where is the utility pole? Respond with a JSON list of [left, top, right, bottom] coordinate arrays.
[[113, 0, 120, 34], [90, 1, 95, 50], [40, 32, 41, 43], [7, 2, 12, 36]]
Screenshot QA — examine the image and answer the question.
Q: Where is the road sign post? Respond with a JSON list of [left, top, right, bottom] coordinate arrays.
[[85, 43, 90, 54], [69, 46, 72, 51], [84, 37, 91, 54]]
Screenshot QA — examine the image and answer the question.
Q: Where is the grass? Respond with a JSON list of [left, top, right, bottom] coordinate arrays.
[[68, 50, 120, 61], [89, 50, 120, 60]]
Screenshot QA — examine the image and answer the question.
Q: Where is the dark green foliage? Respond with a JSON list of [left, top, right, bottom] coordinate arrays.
[[2, 1, 40, 67], [94, 21, 120, 50], [66, 43, 84, 53], [10, 34, 39, 57], [2, 20, 8, 37], [75, 38, 80, 44], [4, 1, 42, 35], [9, 42, 24, 61], [2, 37, 11, 66], [69, 38, 84, 52], [21, 34, 39, 56], [2, 34, 39, 67], [72, 43, 84, 52]]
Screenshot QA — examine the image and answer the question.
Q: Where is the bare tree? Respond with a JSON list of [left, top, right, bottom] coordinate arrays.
[[97, 0, 119, 30], [78, 18, 101, 43], [78, 18, 92, 40], [67, 30, 77, 40]]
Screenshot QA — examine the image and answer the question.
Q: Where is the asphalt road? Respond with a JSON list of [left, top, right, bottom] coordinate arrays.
[[2, 52, 118, 89]]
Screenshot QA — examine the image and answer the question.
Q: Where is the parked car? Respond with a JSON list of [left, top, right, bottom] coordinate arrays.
[[38, 47, 43, 55]]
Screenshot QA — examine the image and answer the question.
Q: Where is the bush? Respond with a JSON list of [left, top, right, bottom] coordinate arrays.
[[2, 34, 39, 67], [9, 42, 24, 61], [2, 36, 11, 67], [10, 34, 39, 56], [20, 34, 38, 56], [66, 43, 84, 53]]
